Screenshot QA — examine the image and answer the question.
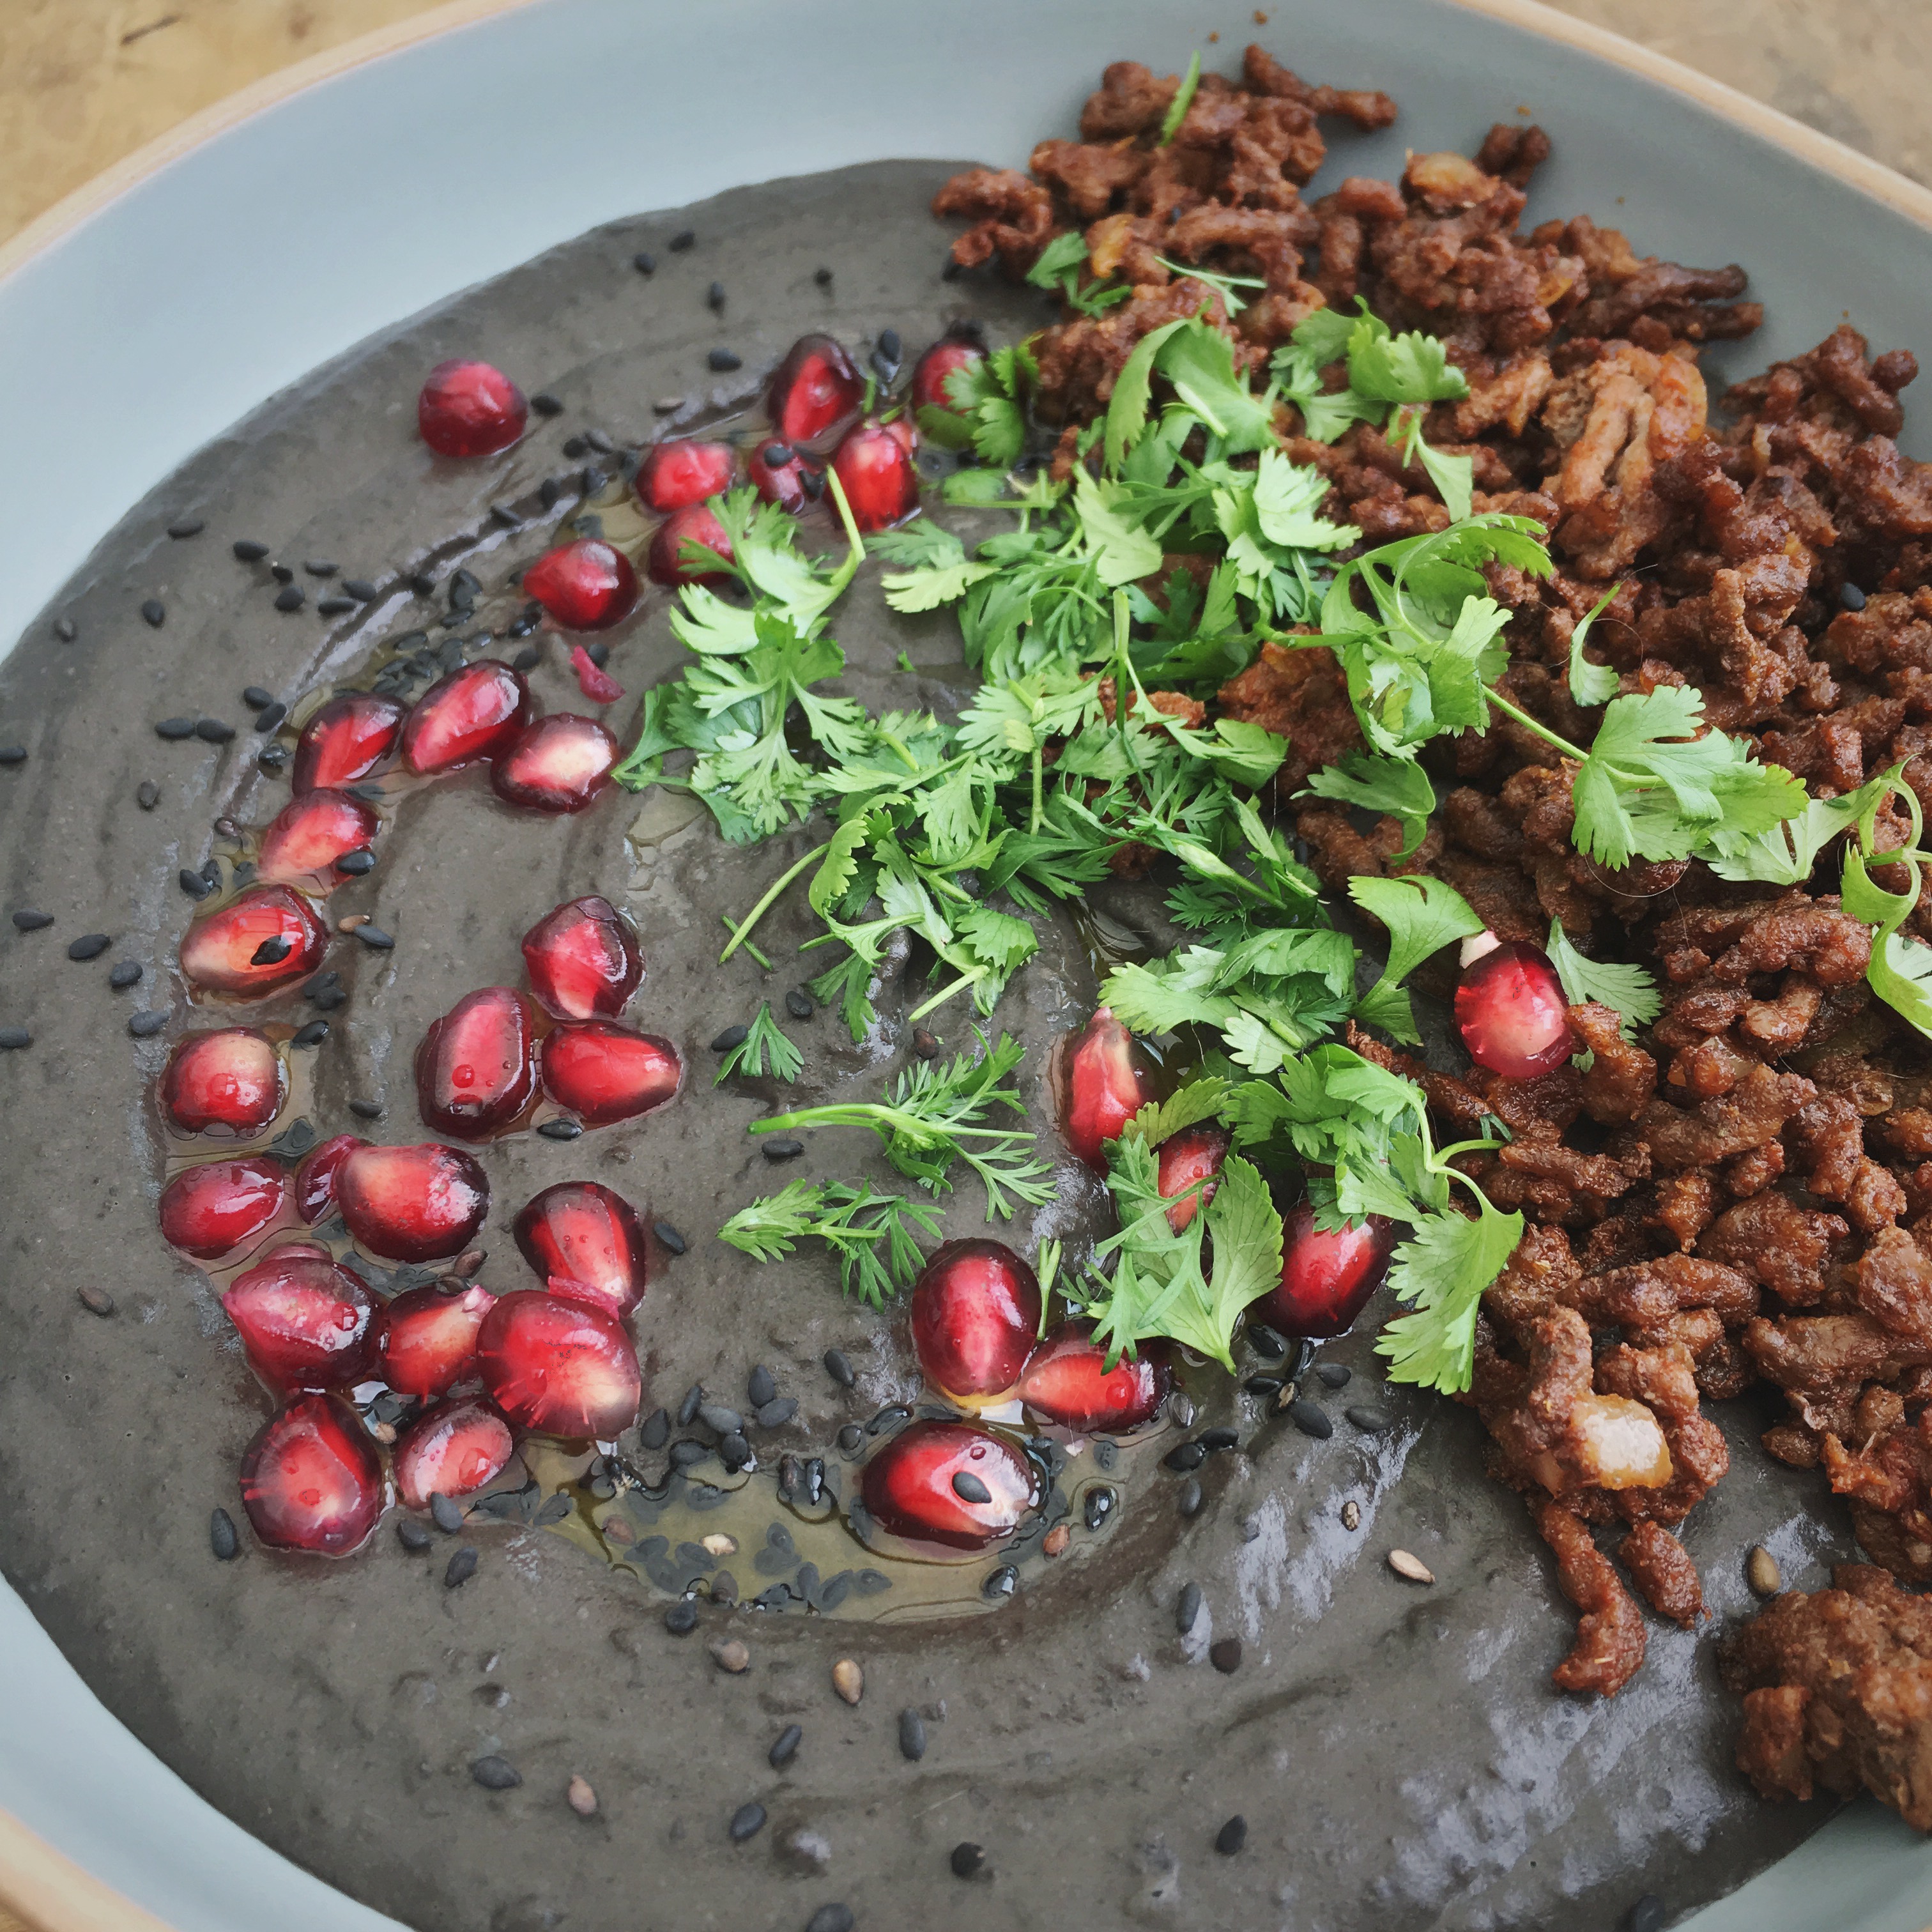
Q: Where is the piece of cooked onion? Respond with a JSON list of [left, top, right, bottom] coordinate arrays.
[[1529, 1394, 1675, 1494]]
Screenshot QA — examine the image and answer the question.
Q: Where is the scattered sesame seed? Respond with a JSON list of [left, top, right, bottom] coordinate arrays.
[[67, 933, 111, 962], [1388, 1549, 1436, 1584], [128, 1010, 169, 1038], [77, 1284, 116, 1316], [210, 1508, 239, 1560], [633, 250, 657, 275], [141, 598, 166, 627], [1747, 1545, 1782, 1597], [1215, 1814, 1247, 1856], [232, 539, 270, 562], [273, 585, 305, 612], [669, 229, 695, 250], [707, 348, 743, 372], [167, 518, 206, 540], [470, 1754, 521, 1791]]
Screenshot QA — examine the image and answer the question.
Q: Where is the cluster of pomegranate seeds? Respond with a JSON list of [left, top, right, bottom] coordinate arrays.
[[647, 504, 734, 586], [239, 1395, 384, 1556], [477, 1290, 640, 1438], [415, 986, 539, 1140], [255, 789, 379, 889], [910, 335, 986, 413], [1156, 1124, 1230, 1232], [160, 1028, 286, 1135], [1262, 1204, 1397, 1338], [400, 661, 532, 775], [861, 1419, 1041, 1554], [748, 438, 813, 512], [178, 885, 329, 997], [539, 1021, 680, 1126], [910, 1239, 1041, 1399], [1016, 1322, 1170, 1434], [636, 440, 735, 512], [521, 896, 642, 1018], [158, 1156, 288, 1259], [375, 1283, 493, 1399], [514, 1181, 649, 1318], [291, 692, 406, 795], [334, 1141, 490, 1262], [223, 1248, 377, 1391], [523, 539, 639, 632], [1454, 935, 1577, 1080], [766, 334, 864, 448], [417, 358, 527, 458], [392, 1398, 513, 1510], [294, 1133, 364, 1223], [831, 418, 919, 531], [492, 713, 618, 812], [1060, 1008, 1149, 1169]]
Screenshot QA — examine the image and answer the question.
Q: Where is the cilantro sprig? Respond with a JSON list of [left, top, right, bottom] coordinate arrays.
[[715, 1002, 803, 1085], [717, 1180, 943, 1308]]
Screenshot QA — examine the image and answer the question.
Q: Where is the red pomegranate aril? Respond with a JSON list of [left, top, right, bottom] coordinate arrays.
[[158, 1156, 288, 1259], [415, 986, 539, 1140], [908, 1238, 1040, 1400], [513, 1181, 648, 1319], [1157, 1124, 1230, 1232], [861, 1420, 1039, 1555], [521, 896, 642, 1020], [1017, 1322, 1170, 1433], [910, 337, 986, 414], [160, 1028, 285, 1135], [393, 1397, 514, 1510], [1261, 1202, 1398, 1339], [831, 418, 919, 531], [492, 713, 618, 813], [569, 645, 624, 705], [767, 333, 864, 449], [295, 1133, 366, 1223], [256, 788, 380, 888], [523, 538, 639, 632], [335, 1142, 490, 1262], [1061, 1008, 1149, 1169], [223, 1248, 377, 1390], [540, 1022, 681, 1126], [418, 358, 527, 458], [179, 885, 328, 997], [401, 660, 531, 775], [239, 1395, 383, 1555], [476, 1289, 640, 1438], [747, 438, 812, 512], [291, 692, 406, 795], [1454, 939, 1578, 1080], [636, 440, 735, 512], [376, 1283, 494, 1399], [647, 504, 735, 587]]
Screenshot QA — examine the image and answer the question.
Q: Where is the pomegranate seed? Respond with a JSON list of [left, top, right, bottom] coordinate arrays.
[[291, 692, 406, 795], [1157, 1124, 1230, 1232], [908, 1239, 1041, 1399], [521, 896, 642, 1020], [158, 1156, 288, 1259], [831, 418, 919, 531], [493, 714, 618, 814], [393, 1397, 514, 1510], [860, 1419, 1039, 1554], [160, 1028, 285, 1134], [335, 1142, 490, 1262], [376, 1282, 493, 1399], [415, 986, 539, 1140], [569, 645, 624, 705], [1261, 1202, 1397, 1338], [766, 334, 864, 449], [1454, 939, 1578, 1080], [400, 661, 531, 776], [238, 1395, 383, 1555], [523, 538, 640, 632], [747, 438, 813, 512], [539, 1022, 681, 1126], [223, 1248, 377, 1390], [1059, 1008, 1149, 1169], [910, 337, 986, 414], [178, 885, 328, 997], [513, 1181, 649, 1318], [476, 1289, 640, 1438], [636, 440, 735, 512], [417, 358, 527, 458], [294, 1133, 365, 1223], [646, 504, 734, 587], [1017, 1321, 1171, 1432], [255, 788, 380, 888]]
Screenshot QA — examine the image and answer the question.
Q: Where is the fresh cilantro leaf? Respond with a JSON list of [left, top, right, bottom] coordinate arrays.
[[1158, 50, 1202, 144], [1411, 434, 1474, 524], [1299, 751, 1437, 859], [1565, 583, 1623, 707], [882, 557, 997, 611], [715, 1001, 803, 1084], [1156, 319, 1278, 454], [718, 1179, 944, 1307], [1347, 874, 1484, 987], [1119, 1076, 1232, 1147], [1546, 920, 1660, 1038], [1026, 231, 1128, 318], [1375, 1199, 1524, 1395], [1705, 765, 1906, 885], [1348, 321, 1470, 406], [1871, 928, 1932, 1040], [868, 522, 967, 569], [1154, 257, 1266, 317], [1104, 318, 1189, 468], [1073, 469, 1165, 587]]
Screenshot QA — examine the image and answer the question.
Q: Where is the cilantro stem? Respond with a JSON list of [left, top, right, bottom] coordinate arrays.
[[749, 1105, 1018, 1144], [1031, 743, 1044, 835], [1481, 686, 1588, 764], [906, 969, 980, 1023], [717, 914, 775, 972], [719, 839, 832, 963], [823, 466, 867, 591]]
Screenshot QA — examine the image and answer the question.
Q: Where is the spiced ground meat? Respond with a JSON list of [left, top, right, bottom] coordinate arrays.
[[937, 46, 1932, 1793]]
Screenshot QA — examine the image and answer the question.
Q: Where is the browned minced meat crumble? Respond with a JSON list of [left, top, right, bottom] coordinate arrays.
[[937, 46, 1932, 1797]]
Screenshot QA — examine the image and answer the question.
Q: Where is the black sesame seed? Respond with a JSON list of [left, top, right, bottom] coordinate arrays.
[[584, 640, 610, 668], [444, 1545, 479, 1588], [470, 1754, 521, 1791], [580, 429, 615, 457], [355, 924, 394, 949], [55, 615, 79, 644], [652, 1220, 688, 1255], [747, 1364, 778, 1407], [1163, 1441, 1206, 1473], [1210, 1636, 1243, 1674], [233, 539, 270, 562], [0, 746, 22, 768], [707, 280, 726, 311], [824, 1347, 854, 1388], [562, 434, 588, 459], [136, 779, 160, 809], [633, 250, 657, 274], [814, 266, 833, 286], [669, 229, 695, 251], [76, 1286, 114, 1320], [168, 518, 206, 540], [530, 391, 564, 417], [342, 579, 378, 601], [670, 1439, 709, 1468], [769, 1722, 802, 1769], [1287, 1399, 1333, 1440], [580, 464, 608, 496], [1176, 1580, 1203, 1634], [910, 1027, 941, 1060], [273, 585, 305, 612], [1315, 1362, 1351, 1389], [639, 1407, 671, 1450], [538, 1119, 584, 1141], [699, 1401, 744, 1434], [1245, 1374, 1284, 1398], [664, 1600, 699, 1635], [303, 559, 337, 578], [241, 685, 274, 710], [951, 1471, 992, 1505], [512, 646, 541, 673], [898, 1708, 927, 1761], [348, 1098, 385, 1119], [981, 1565, 1016, 1600], [290, 1020, 330, 1049], [1345, 1404, 1392, 1433], [1629, 1897, 1667, 1932], [836, 1423, 864, 1453], [785, 987, 814, 1020], [1199, 1426, 1239, 1452], [141, 598, 165, 627], [270, 563, 294, 583], [719, 1432, 752, 1471], [257, 746, 288, 771], [210, 1508, 239, 1560], [396, 1517, 431, 1552], [195, 717, 236, 743], [728, 1800, 767, 1842], [155, 716, 196, 740], [128, 1010, 169, 1038], [755, 1396, 798, 1430], [11, 909, 52, 931], [337, 848, 376, 876], [250, 936, 291, 967], [762, 1138, 804, 1163], [430, 1492, 464, 1535], [712, 1023, 749, 1052], [1179, 1478, 1203, 1517], [316, 595, 356, 616], [409, 572, 436, 597], [488, 504, 520, 530], [879, 327, 902, 362], [1215, 1814, 1247, 1856], [1841, 583, 1867, 611], [678, 1382, 705, 1426], [806, 1909, 854, 1932], [0, 1027, 30, 1051], [107, 960, 143, 990], [707, 348, 743, 372], [763, 443, 797, 470], [1248, 1324, 1287, 1359], [1084, 1486, 1117, 1531], [67, 933, 110, 962]]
